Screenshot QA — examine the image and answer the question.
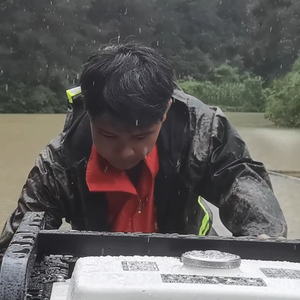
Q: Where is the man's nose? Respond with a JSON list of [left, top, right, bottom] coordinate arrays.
[[116, 146, 134, 159]]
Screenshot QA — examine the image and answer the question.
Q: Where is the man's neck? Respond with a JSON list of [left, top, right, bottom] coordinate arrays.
[[126, 161, 143, 187]]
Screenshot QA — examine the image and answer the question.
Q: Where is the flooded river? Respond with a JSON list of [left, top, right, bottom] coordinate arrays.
[[0, 113, 299, 238]]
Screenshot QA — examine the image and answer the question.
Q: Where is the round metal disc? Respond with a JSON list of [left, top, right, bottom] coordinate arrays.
[[181, 250, 241, 269]]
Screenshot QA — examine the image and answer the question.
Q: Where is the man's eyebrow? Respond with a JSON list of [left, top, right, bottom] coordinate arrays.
[[133, 130, 155, 136], [96, 126, 116, 134]]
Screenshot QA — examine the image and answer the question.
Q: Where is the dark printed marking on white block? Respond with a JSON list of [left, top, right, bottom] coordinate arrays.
[[260, 268, 300, 280], [121, 261, 159, 271], [161, 274, 266, 287]]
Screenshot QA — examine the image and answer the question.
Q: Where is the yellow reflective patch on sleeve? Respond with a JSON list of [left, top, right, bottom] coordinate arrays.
[[198, 196, 210, 236]]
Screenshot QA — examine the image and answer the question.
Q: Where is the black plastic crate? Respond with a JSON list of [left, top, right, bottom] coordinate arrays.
[[1, 212, 300, 300]]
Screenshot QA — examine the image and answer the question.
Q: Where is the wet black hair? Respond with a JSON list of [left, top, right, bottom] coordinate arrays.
[[80, 42, 176, 127]]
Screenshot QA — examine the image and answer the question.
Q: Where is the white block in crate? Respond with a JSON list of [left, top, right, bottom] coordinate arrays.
[[51, 250, 300, 300]]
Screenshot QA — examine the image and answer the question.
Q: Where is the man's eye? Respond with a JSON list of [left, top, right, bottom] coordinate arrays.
[[101, 132, 115, 138], [135, 135, 147, 140]]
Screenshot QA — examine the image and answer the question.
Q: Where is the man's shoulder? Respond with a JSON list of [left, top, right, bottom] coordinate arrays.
[[59, 87, 92, 164], [63, 112, 92, 164], [172, 88, 222, 121]]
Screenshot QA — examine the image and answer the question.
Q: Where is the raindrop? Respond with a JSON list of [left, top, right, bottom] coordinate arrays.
[[138, 199, 142, 213], [5, 84, 8, 92], [156, 41, 159, 46], [104, 166, 108, 173], [136, 119, 139, 126], [124, 8, 128, 15], [270, 27, 273, 32], [56, 275, 65, 282], [138, 28, 142, 33]]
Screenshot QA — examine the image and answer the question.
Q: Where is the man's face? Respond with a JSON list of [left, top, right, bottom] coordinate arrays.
[[90, 114, 165, 170]]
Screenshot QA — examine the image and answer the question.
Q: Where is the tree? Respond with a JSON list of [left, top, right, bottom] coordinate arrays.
[[0, 0, 299, 118], [243, 0, 299, 79], [0, 0, 100, 112]]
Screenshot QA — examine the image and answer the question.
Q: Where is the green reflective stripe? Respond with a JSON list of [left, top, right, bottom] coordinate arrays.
[[66, 86, 81, 103], [198, 196, 210, 236], [202, 218, 210, 236]]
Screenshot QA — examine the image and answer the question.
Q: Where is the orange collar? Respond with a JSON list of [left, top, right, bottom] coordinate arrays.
[[86, 145, 159, 194]]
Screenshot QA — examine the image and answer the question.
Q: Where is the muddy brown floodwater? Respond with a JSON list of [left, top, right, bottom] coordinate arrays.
[[0, 113, 299, 238]]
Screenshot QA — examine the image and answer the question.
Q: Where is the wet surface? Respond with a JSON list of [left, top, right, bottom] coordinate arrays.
[[208, 172, 300, 239]]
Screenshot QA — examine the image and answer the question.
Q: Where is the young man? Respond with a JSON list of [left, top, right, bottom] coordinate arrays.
[[0, 42, 287, 259]]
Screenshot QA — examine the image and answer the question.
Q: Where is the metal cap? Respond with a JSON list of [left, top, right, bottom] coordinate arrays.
[[181, 250, 241, 269]]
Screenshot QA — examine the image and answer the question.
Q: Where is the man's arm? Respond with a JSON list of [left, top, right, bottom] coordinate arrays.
[[0, 134, 70, 262], [196, 108, 287, 237]]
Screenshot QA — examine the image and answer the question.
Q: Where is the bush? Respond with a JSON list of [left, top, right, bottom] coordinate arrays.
[[0, 82, 67, 113], [265, 71, 300, 127], [207, 63, 240, 84], [241, 77, 266, 112], [179, 75, 266, 112]]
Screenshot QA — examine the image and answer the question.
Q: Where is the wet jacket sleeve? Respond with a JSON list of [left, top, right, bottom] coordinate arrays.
[[0, 134, 70, 262], [195, 108, 288, 237]]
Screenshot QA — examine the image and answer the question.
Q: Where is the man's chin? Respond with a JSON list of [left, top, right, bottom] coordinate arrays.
[[110, 161, 139, 171]]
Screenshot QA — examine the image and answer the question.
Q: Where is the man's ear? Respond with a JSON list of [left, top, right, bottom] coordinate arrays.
[[161, 99, 172, 122]]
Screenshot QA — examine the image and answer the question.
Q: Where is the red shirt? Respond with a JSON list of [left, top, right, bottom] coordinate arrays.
[[86, 145, 159, 233]]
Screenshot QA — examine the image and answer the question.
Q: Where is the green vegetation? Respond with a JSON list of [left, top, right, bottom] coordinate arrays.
[[0, 0, 299, 127], [180, 59, 300, 127], [179, 64, 266, 113], [265, 58, 300, 127]]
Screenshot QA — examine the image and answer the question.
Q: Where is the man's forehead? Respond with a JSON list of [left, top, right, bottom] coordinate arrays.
[[92, 114, 155, 133]]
